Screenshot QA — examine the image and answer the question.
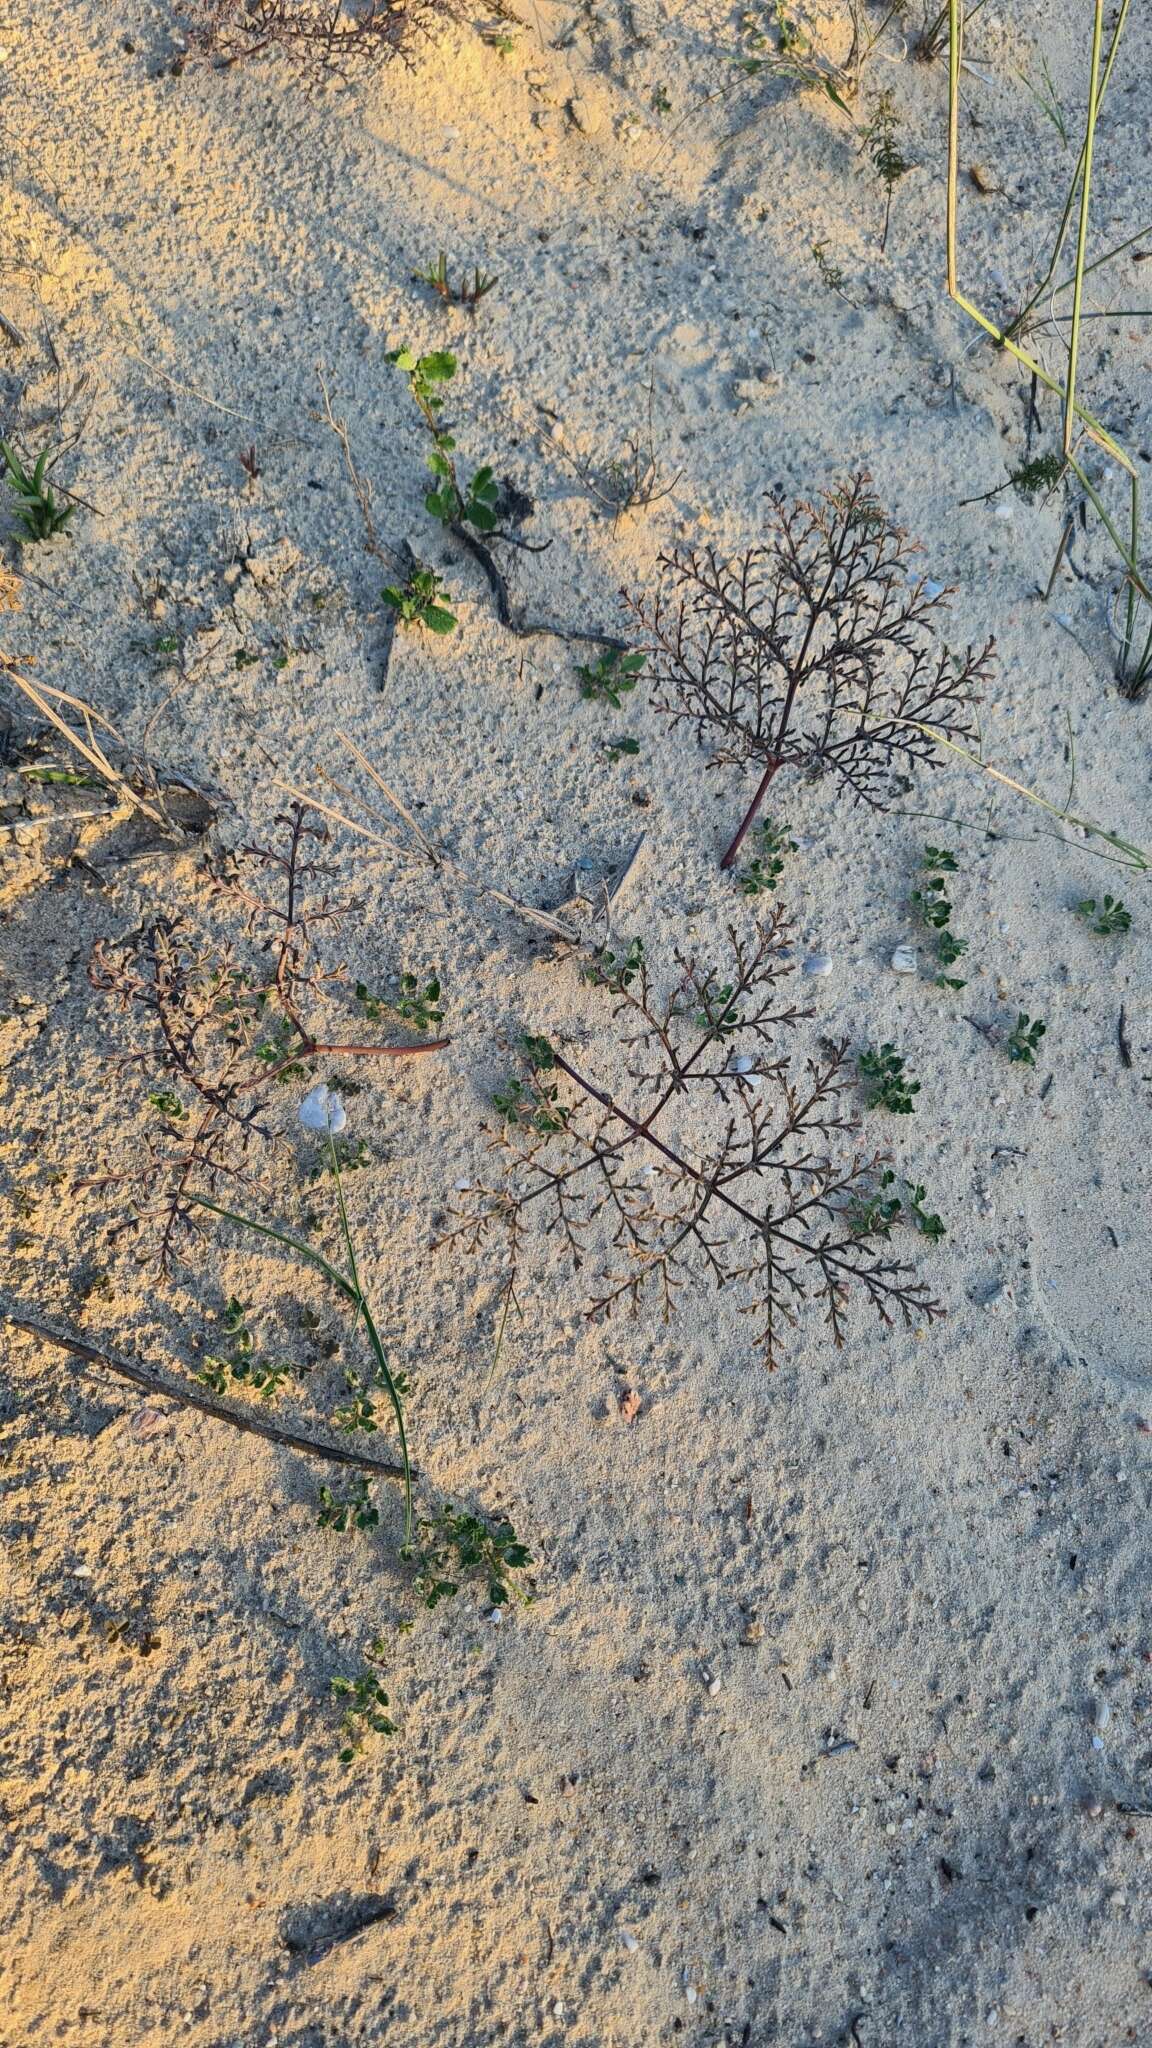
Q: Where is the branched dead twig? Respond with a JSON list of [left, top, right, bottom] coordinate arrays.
[[438, 918, 944, 1366], [628, 473, 992, 868]]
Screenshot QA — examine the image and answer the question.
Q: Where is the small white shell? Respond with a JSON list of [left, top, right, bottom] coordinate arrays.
[[890, 944, 918, 976], [802, 953, 833, 977], [299, 1083, 347, 1134]]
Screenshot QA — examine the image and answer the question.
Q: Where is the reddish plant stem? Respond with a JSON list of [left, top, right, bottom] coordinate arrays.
[[242, 1035, 450, 1090], [718, 756, 782, 871]]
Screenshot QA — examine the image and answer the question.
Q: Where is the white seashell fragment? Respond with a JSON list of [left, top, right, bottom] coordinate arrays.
[[802, 953, 833, 977], [299, 1083, 347, 1134], [890, 944, 918, 975]]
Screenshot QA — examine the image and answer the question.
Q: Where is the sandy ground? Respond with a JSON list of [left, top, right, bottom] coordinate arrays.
[[2, 2, 1152, 2043]]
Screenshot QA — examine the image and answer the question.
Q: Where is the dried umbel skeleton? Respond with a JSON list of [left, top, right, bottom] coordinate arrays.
[[189, 0, 441, 70], [628, 473, 994, 868], [87, 804, 445, 1266], [440, 917, 944, 1367]]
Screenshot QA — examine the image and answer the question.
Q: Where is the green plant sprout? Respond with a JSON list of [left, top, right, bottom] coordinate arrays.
[[577, 648, 645, 708], [382, 566, 457, 634], [1006, 1013, 1047, 1065], [603, 735, 640, 761], [318, 1476, 380, 1531], [858, 1044, 920, 1114], [189, 1102, 413, 1542], [331, 1640, 395, 1763], [197, 1296, 293, 1401], [387, 347, 500, 534], [403, 1505, 532, 1611], [849, 1168, 945, 1242], [810, 240, 856, 303], [860, 89, 911, 250], [1016, 51, 1069, 147], [493, 1033, 568, 1134], [413, 250, 499, 309], [1074, 894, 1131, 935], [739, 817, 797, 895], [738, 3, 854, 116], [911, 846, 968, 988], [583, 938, 644, 993], [1, 441, 75, 542], [356, 973, 444, 1033]]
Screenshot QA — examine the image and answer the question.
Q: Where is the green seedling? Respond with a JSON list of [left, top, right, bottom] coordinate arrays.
[[331, 1641, 395, 1763], [577, 648, 645, 709], [148, 1089, 188, 1123], [387, 347, 500, 535], [858, 1044, 920, 1114], [414, 250, 499, 309], [810, 239, 855, 302], [1, 440, 75, 542], [849, 1168, 945, 1243], [1074, 894, 1131, 936], [1006, 1013, 1047, 1065], [584, 937, 644, 993], [493, 1034, 568, 1133], [1017, 52, 1069, 147], [307, 1135, 371, 1180], [356, 973, 444, 1033], [860, 89, 911, 250], [738, 3, 854, 116], [317, 1476, 379, 1532], [739, 816, 797, 895], [404, 1504, 532, 1611], [382, 567, 457, 634], [603, 735, 640, 761], [912, 846, 967, 989], [197, 1296, 293, 1401]]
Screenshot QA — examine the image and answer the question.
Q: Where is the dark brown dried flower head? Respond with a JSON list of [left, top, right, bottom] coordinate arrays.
[[626, 472, 993, 867]]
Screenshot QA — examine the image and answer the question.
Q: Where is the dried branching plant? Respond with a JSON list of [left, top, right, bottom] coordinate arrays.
[[628, 473, 993, 868], [87, 803, 447, 1266], [439, 919, 944, 1368], [188, 0, 448, 70]]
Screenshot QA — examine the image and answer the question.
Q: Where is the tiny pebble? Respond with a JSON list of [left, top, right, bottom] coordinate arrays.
[[1094, 1699, 1111, 1732], [707, 1677, 721, 1697], [453, 1177, 471, 1190], [619, 1929, 639, 1952], [71, 1565, 93, 1579], [1091, 1734, 1105, 1751], [802, 953, 833, 977], [1109, 1889, 1127, 1909], [922, 577, 945, 600], [891, 944, 918, 975], [727, 1053, 755, 1074]]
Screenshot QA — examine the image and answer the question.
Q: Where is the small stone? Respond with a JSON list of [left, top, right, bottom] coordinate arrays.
[[1108, 1889, 1127, 1909], [802, 953, 833, 977], [619, 1929, 639, 1953], [891, 944, 918, 974], [1094, 1699, 1111, 1732], [727, 1052, 755, 1074], [739, 1620, 763, 1646]]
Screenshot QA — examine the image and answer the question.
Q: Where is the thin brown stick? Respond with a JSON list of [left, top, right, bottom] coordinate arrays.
[[4, 1311, 414, 1482]]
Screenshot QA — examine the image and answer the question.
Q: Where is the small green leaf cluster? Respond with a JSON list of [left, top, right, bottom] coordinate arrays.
[[331, 1641, 395, 1763], [1006, 1013, 1046, 1065], [317, 1476, 379, 1532], [387, 346, 500, 534], [583, 937, 644, 993], [739, 816, 797, 895], [493, 1035, 567, 1133], [858, 1044, 920, 1114], [912, 846, 968, 989], [577, 648, 645, 709], [197, 1297, 293, 1402], [849, 1168, 944, 1242], [1, 440, 74, 542], [1075, 894, 1131, 937], [404, 1505, 532, 1612], [382, 566, 457, 635], [356, 973, 444, 1033]]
